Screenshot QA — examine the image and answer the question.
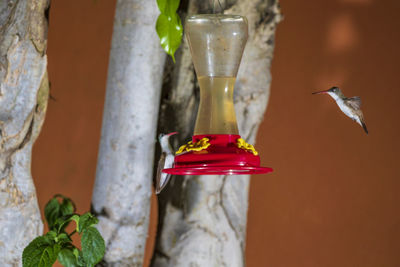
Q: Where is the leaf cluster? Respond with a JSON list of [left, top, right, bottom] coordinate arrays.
[[156, 0, 183, 62], [22, 195, 105, 267]]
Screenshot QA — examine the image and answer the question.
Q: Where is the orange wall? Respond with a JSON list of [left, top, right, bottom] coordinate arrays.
[[32, 0, 400, 266]]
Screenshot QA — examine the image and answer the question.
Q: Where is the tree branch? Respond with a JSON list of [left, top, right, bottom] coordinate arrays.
[[91, 0, 166, 265], [0, 0, 50, 265]]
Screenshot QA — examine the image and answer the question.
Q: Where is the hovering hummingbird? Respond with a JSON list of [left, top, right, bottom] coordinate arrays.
[[312, 86, 368, 134], [155, 132, 178, 194]]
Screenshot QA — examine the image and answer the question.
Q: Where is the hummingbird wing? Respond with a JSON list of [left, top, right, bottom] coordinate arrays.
[[156, 152, 172, 194], [156, 152, 166, 193], [344, 96, 362, 109], [345, 97, 368, 134]]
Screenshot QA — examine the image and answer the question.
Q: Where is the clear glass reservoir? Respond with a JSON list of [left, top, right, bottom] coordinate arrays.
[[185, 14, 248, 135]]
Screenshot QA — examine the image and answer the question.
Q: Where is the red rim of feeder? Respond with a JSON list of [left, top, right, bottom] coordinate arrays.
[[162, 134, 273, 175]]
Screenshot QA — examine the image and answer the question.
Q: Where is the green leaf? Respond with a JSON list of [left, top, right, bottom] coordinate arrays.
[[45, 195, 76, 230], [78, 213, 98, 233], [58, 248, 78, 267], [44, 198, 60, 229], [40, 244, 60, 267], [56, 233, 72, 244], [73, 248, 86, 266], [157, 0, 180, 15], [57, 195, 76, 232], [45, 231, 57, 241], [23, 236, 49, 267], [81, 227, 105, 266], [54, 213, 79, 233], [156, 0, 182, 62], [156, 13, 183, 62], [22, 236, 60, 267], [60, 197, 75, 216]]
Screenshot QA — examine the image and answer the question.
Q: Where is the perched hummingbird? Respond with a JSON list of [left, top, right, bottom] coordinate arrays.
[[312, 86, 368, 134], [155, 132, 178, 194]]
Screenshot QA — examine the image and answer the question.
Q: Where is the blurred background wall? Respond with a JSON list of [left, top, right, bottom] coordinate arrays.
[[32, 0, 400, 266]]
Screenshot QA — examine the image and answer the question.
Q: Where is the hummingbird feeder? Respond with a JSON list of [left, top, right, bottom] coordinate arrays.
[[163, 14, 273, 176]]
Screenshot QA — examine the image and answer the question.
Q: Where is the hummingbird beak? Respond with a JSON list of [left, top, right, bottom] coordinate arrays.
[[312, 89, 330, 95], [167, 132, 178, 137]]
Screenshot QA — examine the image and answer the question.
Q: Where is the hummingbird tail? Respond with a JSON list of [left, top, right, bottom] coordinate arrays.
[[361, 121, 368, 135]]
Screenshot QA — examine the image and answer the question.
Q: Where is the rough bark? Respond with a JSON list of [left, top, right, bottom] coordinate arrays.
[[91, 0, 166, 266], [152, 0, 281, 266], [0, 0, 50, 265]]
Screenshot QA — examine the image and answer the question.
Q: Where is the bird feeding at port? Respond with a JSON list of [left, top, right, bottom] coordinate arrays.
[[312, 86, 368, 134], [156, 132, 178, 194], [161, 14, 273, 178]]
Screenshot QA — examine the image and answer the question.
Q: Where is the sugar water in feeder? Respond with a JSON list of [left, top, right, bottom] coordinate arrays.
[[162, 14, 273, 175]]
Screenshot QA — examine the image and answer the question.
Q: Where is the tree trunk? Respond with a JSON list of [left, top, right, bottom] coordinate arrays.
[[0, 0, 50, 265], [152, 0, 281, 266], [91, 0, 166, 266]]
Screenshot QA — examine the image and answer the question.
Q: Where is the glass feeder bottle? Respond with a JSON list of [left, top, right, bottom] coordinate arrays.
[[163, 14, 273, 176]]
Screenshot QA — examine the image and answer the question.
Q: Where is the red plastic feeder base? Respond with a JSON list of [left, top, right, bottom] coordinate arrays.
[[162, 134, 273, 175]]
